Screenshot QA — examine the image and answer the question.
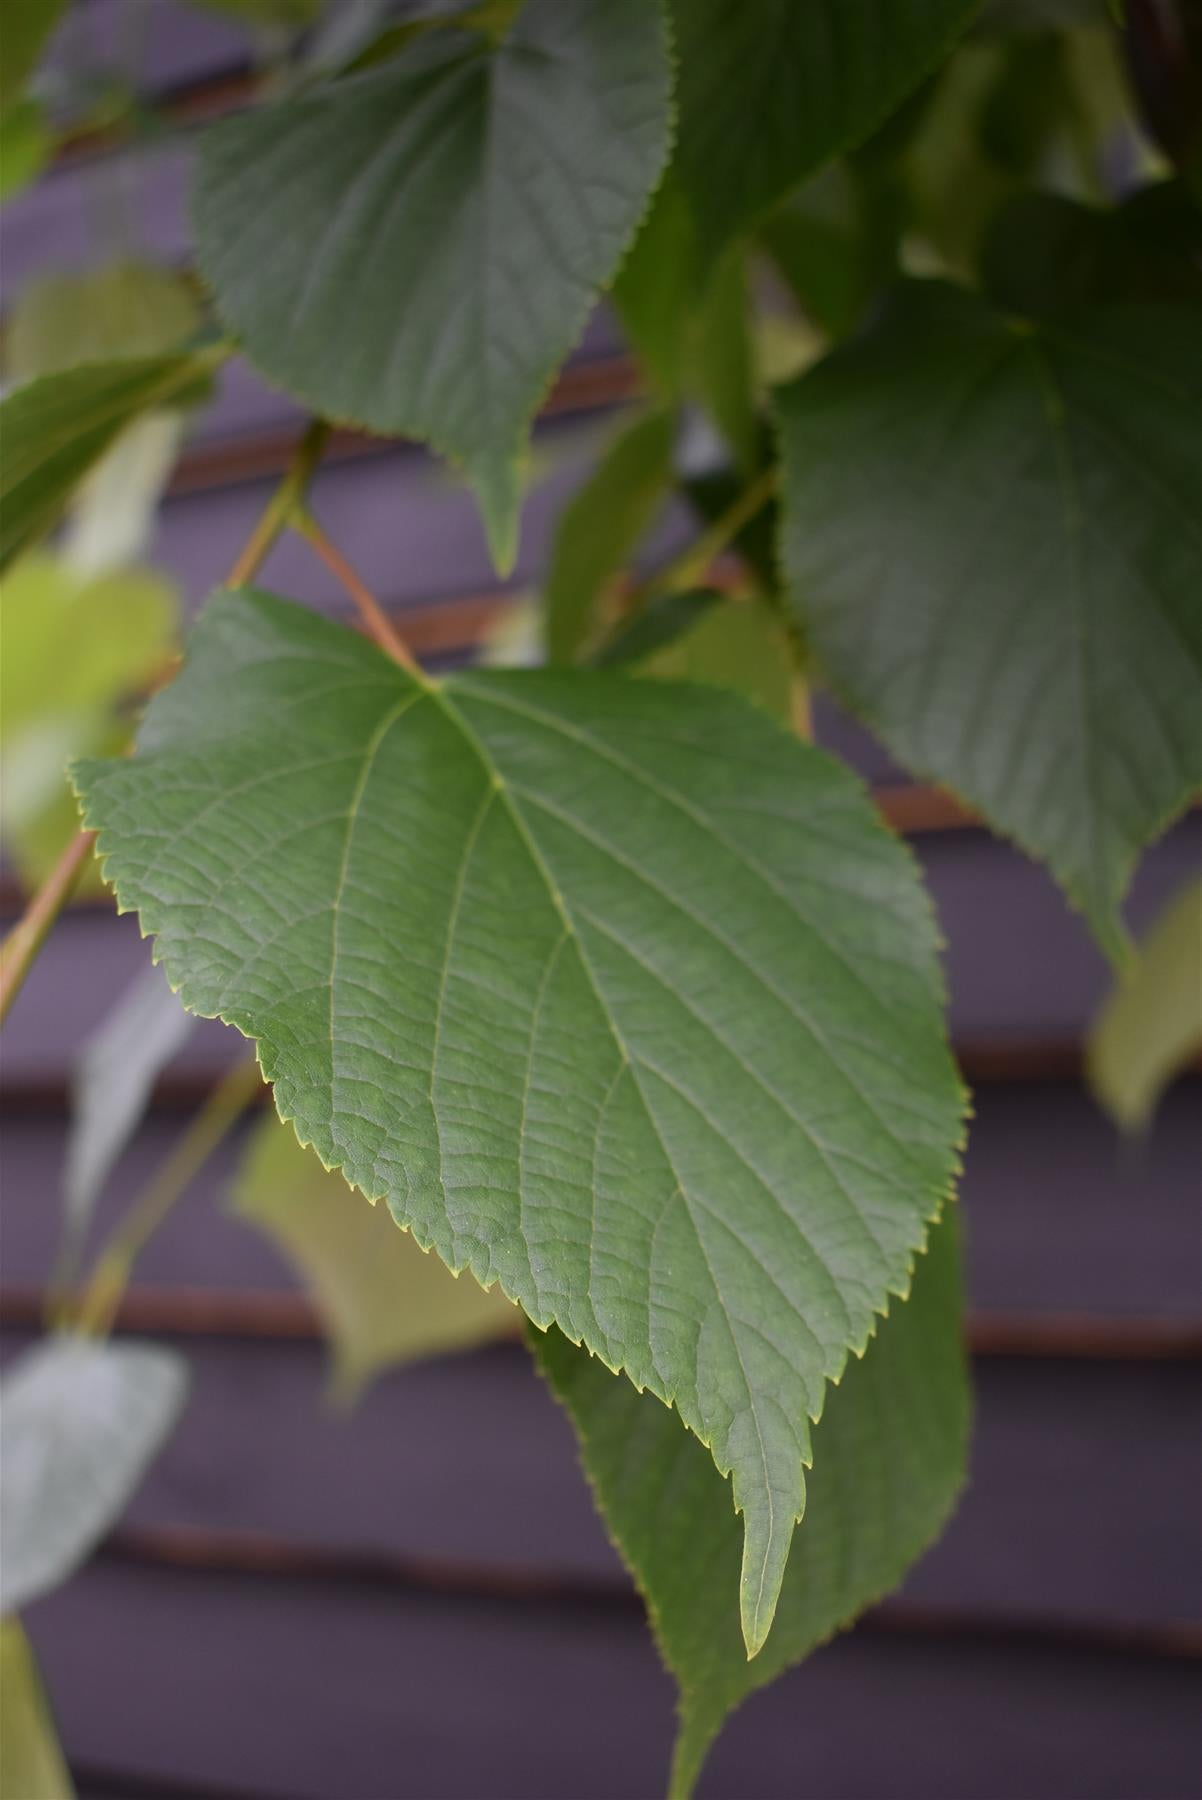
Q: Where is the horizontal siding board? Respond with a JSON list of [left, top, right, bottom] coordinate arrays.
[[26, 1558, 1202, 1800]]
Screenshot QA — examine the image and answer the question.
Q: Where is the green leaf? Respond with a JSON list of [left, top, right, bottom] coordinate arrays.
[[76, 588, 963, 1657], [777, 282, 1202, 959], [0, 0, 68, 116], [536, 1206, 967, 1799], [668, 0, 975, 267], [230, 1112, 517, 1403], [63, 966, 195, 1273], [0, 1336, 187, 1613], [0, 352, 221, 574], [1087, 877, 1202, 1132], [544, 410, 675, 664], [193, 0, 672, 570], [0, 555, 178, 887], [640, 598, 793, 723], [0, 1622, 73, 1800], [586, 589, 724, 671], [0, 98, 51, 203], [6, 264, 202, 381]]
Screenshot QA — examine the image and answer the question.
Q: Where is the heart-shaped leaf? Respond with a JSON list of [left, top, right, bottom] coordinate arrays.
[[193, 0, 672, 569], [76, 589, 963, 1655], [778, 283, 1202, 958]]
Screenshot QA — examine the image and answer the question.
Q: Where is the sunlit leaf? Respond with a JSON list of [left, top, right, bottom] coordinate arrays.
[[77, 588, 963, 1656]]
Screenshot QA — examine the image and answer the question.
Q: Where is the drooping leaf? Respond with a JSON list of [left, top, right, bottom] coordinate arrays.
[[1087, 877, 1202, 1132], [777, 282, 1202, 959], [0, 554, 178, 887], [63, 965, 195, 1273], [544, 410, 675, 664], [76, 588, 963, 1656], [0, 352, 221, 574], [0, 0, 69, 116], [0, 1336, 188, 1614], [193, 0, 672, 570], [0, 1622, 74, 1800], [230, 1112, 517, 1403], [668, 0, 976, 267], [536, 1206, 968, 1800]]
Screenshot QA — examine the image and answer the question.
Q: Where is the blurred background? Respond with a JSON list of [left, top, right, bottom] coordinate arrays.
[[1, 3, 1200, 1797]]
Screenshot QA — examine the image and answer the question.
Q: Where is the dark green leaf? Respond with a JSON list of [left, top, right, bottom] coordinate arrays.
[[544, 410, 675, 664], [669, 0, 976, 266], [0, 1336, 187, 1613], [193, 0, 672, 570], [77, 589, 963, 1655], [536, 1206, 968, 1800], [777, 282, 1202, 958], [0, 353, 220, 574]]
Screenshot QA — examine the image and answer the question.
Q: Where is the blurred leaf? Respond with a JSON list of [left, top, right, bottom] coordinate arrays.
[[0, 98, 50, 202], [0, 352, 219, 573], [544, 410, 675, 664], [587, 589, 723, 670], [983, 184, 1202, 316], [689, 248, 759, 474], [231, 1114, 517, 1402], [0, 555, 177, 876], [1088, 878, 1202, 1131], [760, 168, 882, 340], [536, 1207, 968, 1800], [6, 264, 202, 381], [193, 0, 672, 570], [640, 597, 792, 721], [63, 966, 195, 1276], [0, 1622, 73, 1800], [777, 281, 1202, 959], [669, 0, 975, 268], [0, 0, 68, 116], [0, 1336, 187, 1613]]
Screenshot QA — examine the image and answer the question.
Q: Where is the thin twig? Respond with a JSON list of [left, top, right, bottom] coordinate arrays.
[[295, 507, 421, 673], [628, 465, 779, 615], [225, 419, 331, 588], [0, 830, 96, 1025], [72, 1059, 264, 1337]]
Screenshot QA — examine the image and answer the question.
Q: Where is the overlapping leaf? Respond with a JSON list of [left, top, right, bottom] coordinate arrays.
[[778, 283, 1202, 958], [537, 1206, 967, 1799], [193, 0, 672, 569], [231, 1112, 516, 1402], [669, 0, 975, 266], [76, 588, 962, 1654], [0, 352, 220, 573]]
